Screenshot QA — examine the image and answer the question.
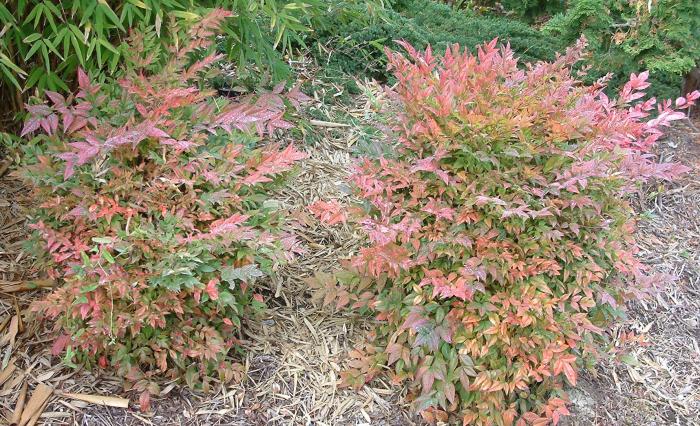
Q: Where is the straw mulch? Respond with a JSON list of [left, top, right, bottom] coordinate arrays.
[[0, 75, 699, 425]]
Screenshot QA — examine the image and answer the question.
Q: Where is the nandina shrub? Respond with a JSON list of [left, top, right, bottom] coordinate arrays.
[[20, 12, 308, 401], [308, 39, 698, 424]]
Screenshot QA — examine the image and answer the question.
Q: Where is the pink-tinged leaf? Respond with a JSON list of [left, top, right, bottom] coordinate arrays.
[[69, 140, 101, 165], [62, 111, 74, 132], [139, 390, 151, 412], [562, 362, 577, 386], [146, 126, 170, 139], [136, 104, 149, 117], [422, 370, 435, 393], [77, 67, 90, 89], [287, 85, 312, 109], [20, 117, 41, 137], [242, 144, 306, 186], [79, 303, 91, 319], [160, 138, 199, 151], [401, 309, 429, 331], [444, 381, 456, 405], [599, 291, 617, 308], [209, 213, 250, 236], [206, 279, 219, 301], [45, 90, 65, 106], [308, 200, 347, 225], [386, 343, 403, 365], [51, 334, 70, 356], [272, 81, 286, 94]]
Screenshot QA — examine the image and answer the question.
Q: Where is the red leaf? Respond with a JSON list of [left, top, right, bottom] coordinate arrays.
[[20, 117, 41, 137], [206, 279, 219, 301], [562, 362, 577, 386], [386, 343, 403, 365], [139, 390, 151, 412], [51, 334, 70, 356], [308, 200, 347, 225], [77, 67, 90, 89]]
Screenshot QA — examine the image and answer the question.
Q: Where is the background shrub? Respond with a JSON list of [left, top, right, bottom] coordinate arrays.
[[446, 0, 567, 22], [314, 0, 698, 100], [309, 40, 697, 424], [543, 0, 699, 99], [314, 0, 563, 81], [20, 12, 308, 403]]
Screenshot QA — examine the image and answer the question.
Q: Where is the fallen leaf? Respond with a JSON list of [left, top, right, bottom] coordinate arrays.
[[18, 383, 52, 426], [10, 382, 28, 425], [0, 315, 19, 348], [0, 362, 16, 387], [59, 392, 129, 408], [0, 279, 54, 293]]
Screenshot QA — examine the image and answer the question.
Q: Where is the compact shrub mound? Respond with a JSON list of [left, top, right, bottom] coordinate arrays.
[[20, 12, 307, 404], [308, 39, 698, 424]]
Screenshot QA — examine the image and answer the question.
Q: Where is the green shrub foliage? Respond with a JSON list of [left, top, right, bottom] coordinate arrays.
[[20, 12, 309, 404], [543, 0, 700, 99], [315, 0, 563, 80], [448, 0, 567, 22], [308, 39, 698, 424]]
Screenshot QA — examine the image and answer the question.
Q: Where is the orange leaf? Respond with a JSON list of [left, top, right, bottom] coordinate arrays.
[[562, 362, 577, 386]]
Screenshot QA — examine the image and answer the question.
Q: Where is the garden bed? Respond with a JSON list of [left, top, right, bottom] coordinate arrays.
[[0, 74, 699, 425]]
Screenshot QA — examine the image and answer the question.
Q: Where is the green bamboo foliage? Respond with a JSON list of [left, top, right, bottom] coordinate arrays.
[[0, 0, 361, 105]]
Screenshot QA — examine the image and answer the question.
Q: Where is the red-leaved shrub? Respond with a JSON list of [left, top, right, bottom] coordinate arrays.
[[20, 11, 308, 402], [308, 38, 698, 424]]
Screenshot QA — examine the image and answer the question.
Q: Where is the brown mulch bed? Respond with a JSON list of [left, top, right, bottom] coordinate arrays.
[[1, 77, 699, 424]]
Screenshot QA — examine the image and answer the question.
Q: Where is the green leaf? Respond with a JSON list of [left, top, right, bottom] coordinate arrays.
[[221, 264, 264, 288], [0, 64, 22, 90], [23, 33, 42, 43], [101, 249, 115, 264], [92, 237, 115, 244], [24, 41, 42, 62], [98, 0, 125, 31], [98, 38, 119, 54], [0, 52, 26, 76], [81, 283, 99, 293], [170, 11, 201, 20], [619, 353, 641, 367]]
